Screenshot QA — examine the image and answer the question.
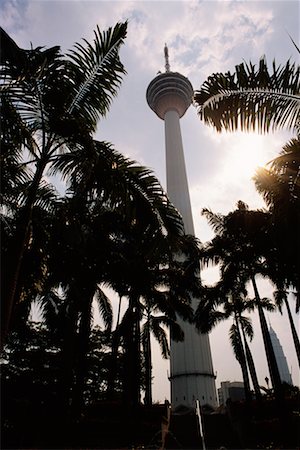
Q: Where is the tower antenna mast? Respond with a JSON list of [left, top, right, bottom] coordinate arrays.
[[164, 43, 170, 72]]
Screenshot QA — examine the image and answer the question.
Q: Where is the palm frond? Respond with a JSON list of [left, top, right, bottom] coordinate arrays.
[[273, 289, 288, 314], [195, 58, 300, 133], [0, 26, 28, 73], [288, 32, 300, 55], [95, 286, 113, 330], [168, 320, 184, 343], [194, 288, 228, 333], [266, 138, 300, 199], [53, 140, 184, 236], [256, 296, 276, 312], [1, 29, 63, 135], [239, 315, 254, 340], [201, 208, 225, 234], [254, 167, 286, 209], [1, 94, 39, 158], [229, 323, 244, 363], [146, 316, 170, 359], [292, 290, 300, 313], [200, 90, 299, 133], [18, 179, 59, 211], [273, 137, 300, 165], [66, 22, 127, 128], [37, 290, 64, 331]]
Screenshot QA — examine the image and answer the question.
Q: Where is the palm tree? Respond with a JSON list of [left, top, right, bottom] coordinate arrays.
[[2, 28, 188, 414], [71, 286, 112, 417], [141, 302, 184, 406], [44, 202, 126, 412], [35, 281, 112, 415], [195, 280, 262, 401], [228, 322, 252, 401], [200, 202, 283, 400], [28, 115, 190, 413], [194, 57, 300, 134], [43, 148, 187, 412], [0, 94, 32, 216], [254, 138, 300, 292], [254, 138, 300, 366], [1, 182, 59, 344], [0, 23, 127, 347], [227, 290, 264, 401], [194, 55, 299, 392], [104, 222, 198, 408]]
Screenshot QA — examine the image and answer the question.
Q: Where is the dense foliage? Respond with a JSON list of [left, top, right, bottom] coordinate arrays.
[[0, 24, 201, 434]]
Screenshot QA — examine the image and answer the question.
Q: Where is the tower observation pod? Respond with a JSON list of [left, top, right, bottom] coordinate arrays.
[[146, 45, 217, 409]]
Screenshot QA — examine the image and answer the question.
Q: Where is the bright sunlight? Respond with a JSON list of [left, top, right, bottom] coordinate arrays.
[[221, 132, 279, 182]]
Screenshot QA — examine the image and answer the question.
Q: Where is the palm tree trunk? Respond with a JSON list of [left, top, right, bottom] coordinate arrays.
[[251, 274, 282, 399], [107, 326, 121, 399], [284, 296, 300, 368], [72, 286, 95, 418], [1, 158, 48, 349], [144, 317, 152, 406], [59, 283, 80, 414], [123, 306, 133, 407], [133, 295, 141, 407], [116, 295, 122, 328], [123, 293, 141, 410], [243, 336, 262, 401], [234, 315, 252, 403], [237, 311, 261, 400]]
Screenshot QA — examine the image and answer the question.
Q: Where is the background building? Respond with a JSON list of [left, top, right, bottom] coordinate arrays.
[[269, 325, 293, 385], [218, 381, 245, 405]]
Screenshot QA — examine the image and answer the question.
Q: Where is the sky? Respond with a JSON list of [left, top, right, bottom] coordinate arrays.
[[1, 0, 299, 403]]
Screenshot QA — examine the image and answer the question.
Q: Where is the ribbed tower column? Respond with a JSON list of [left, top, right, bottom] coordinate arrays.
[[146, 47, 217, 409]]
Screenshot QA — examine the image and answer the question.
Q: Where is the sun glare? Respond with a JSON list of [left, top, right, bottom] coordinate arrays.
[[221, 133, 273, 182]]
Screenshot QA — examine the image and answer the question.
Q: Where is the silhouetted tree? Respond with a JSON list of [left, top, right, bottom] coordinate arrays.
[[199, 203, 283, 400], [0, 23, 127, 347]]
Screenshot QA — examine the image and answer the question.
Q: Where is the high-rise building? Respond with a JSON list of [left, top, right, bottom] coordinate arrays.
[[269, 325, 293, 385], [146, 46, 217, 409], [218, 381, 245, 405]]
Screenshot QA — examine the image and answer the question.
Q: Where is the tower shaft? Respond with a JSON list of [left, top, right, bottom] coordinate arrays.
[[146, 61, 217, 409], [165, 110, 194, 234], [164, 109, 217, 408]]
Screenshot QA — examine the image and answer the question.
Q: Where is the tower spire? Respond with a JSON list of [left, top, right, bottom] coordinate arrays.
[[164, 43, 170, 73]]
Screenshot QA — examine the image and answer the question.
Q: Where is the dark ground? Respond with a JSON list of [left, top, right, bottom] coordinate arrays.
[[1, 396, 299, 449]]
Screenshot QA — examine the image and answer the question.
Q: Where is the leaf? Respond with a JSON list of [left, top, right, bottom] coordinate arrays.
[[229, 323, 244, 364], [66, 22, 127, 129], [194, 58, 300, 133], [95, 286, 113, 331]]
